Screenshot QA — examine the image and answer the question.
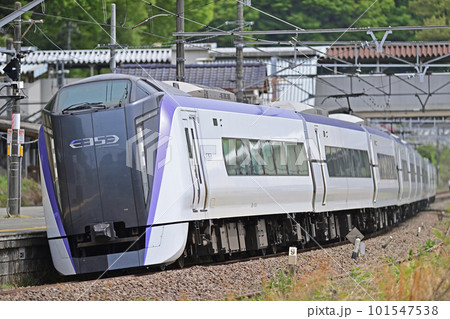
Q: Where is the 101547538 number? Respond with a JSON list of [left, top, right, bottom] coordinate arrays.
[[368, 305, 438, 316]]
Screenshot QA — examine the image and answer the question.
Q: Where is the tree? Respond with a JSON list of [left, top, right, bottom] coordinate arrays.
[[0, 1, 215, 50], [409, 0, 450, 40]]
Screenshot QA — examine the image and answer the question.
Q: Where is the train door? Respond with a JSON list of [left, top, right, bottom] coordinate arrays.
[[181, 111, 208, 212], [397, 147, 403, 202], [314, 127, 328, 206], [368, 135, 379, 203]]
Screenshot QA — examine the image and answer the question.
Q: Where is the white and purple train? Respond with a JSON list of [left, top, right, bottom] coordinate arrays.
[[39, 74, 436, 275]]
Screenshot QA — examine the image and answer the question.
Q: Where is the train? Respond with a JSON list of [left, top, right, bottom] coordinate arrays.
[[39, 73, 437, 275]]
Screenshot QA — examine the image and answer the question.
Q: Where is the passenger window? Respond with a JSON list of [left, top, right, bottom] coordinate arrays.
[[272, 141, 288, 175], [222, 138, 238, 175], [351, 149, 361, 177], [221, 138, 309, 177], [337, 148, 346, 177], [295, 143, 309, 176], [325, 146, 334, 177], [402, 160, 408, 182], [249, 140, 265, 175], [343, 149, 354, 177], [261, 141, 276, 175], [360, 151, 371, 177], [378, 153, 397, 180], [287, 143, 300, 175], [236, 139, 251, 175]]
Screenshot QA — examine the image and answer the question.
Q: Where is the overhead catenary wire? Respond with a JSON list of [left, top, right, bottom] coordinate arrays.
[[5, 0, 422, 300], [235, 0, 305, 31], [1, 2, 417, 113], [26, 3, 376, 109], [0, 4, 172, 42]]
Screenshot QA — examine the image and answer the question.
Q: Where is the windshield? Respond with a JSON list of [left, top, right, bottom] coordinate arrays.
[[56, 80, 131, 112]]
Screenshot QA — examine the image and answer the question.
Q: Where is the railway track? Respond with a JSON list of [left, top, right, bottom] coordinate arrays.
[[0, 192, 448, 300]]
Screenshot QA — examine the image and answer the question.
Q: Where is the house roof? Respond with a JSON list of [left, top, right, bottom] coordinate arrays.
[[325, 43, 450, 62], [0, 48, 172, 65], [116, 63, 267, 90]]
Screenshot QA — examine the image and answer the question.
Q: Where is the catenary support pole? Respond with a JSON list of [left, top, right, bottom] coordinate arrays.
[[7, 1, 22, 217], [110, 3, 116, 73], [236, 1, 244, 102], [176, 0, 185, 82], [6, 38, 13, 119]]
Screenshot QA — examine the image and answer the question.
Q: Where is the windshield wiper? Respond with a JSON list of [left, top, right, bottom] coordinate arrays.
[[118, 87, 129, 107], [62, 102, 106, 114]]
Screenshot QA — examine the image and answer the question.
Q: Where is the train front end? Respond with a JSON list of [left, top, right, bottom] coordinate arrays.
[[39, 74, 168, 275]]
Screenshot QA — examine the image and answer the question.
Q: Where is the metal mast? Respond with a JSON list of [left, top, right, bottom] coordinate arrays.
[[236, 1, 244, 102], [176, 0, 185, 82], [7, 2, 23, 216]]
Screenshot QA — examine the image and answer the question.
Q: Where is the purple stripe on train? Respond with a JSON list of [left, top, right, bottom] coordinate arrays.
[[38, 127, 75, 270]]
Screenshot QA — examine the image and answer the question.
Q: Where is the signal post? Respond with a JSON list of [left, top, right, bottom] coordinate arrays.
[[7, 2, 24, 216]]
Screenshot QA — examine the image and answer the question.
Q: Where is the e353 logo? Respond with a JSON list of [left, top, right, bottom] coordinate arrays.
[[69, 135, 119, 149]]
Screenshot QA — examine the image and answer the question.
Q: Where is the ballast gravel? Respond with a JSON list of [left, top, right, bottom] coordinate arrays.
[[1, 198, 448, 301]]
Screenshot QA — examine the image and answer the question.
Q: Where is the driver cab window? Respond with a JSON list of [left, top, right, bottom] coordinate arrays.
[[56, 80, 131, 112]]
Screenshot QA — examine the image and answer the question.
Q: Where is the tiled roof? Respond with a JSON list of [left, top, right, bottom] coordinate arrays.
[[0, 48, 172, 64], [117, 63, 267, 90], [325, 44, 450, 61]]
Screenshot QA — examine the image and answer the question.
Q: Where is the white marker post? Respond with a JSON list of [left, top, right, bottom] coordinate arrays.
[[382, 236, 393, 249], [360, 242, 365, 256], [352, 238, 361, 260], [288, 246, 297, 275]]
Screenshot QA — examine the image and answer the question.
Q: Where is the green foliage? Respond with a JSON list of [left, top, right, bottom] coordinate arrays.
[[266, 270, 294, 295], [423, 239, 436, 250], [255, 226, 450, 300], [0, 174, 42, 207], [0, 283, 15, 290], [1, 0, 448, 50], [0, 1, 215, 50], [416, 144, 450, 190], [350, 266, 373, 284]]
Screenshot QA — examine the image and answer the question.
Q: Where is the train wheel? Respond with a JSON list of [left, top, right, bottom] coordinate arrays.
[[271, 244, 277, 254], [177, 256, 185, 269]]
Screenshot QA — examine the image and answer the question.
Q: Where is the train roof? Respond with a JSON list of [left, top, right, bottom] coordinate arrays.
[[59, 74, 404, 139], [61, 73, 190, 97], [169, 94, 370, 133]]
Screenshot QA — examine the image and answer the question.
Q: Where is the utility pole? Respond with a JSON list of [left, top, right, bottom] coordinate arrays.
[[6, 38, 13, 119], [66, 22, 76, 50], [110, 3, 116, 73], [436, 126, 440, 184], [98, 4, 122, 73], [236, 1, 244, 102], [176, 0, 185, 82], [7, 1, 23, 216]]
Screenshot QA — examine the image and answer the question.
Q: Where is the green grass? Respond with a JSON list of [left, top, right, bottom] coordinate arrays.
[[0, 174, 42, 207], [242, 222, 450, 301]]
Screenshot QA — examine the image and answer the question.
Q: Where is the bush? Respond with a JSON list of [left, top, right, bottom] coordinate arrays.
[[0, 174, 42, 207]]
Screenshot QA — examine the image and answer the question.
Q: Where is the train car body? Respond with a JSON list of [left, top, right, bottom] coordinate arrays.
[[39, 74, 436, 275]]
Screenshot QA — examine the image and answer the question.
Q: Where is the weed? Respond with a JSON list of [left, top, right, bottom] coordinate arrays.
[[423, 239, 436, 250], [0, 283, 15, 290], [255, 223, 449, 301], [0, 174, 42, 207]]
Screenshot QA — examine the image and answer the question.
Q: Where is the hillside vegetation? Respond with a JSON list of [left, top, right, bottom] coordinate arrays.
[[0, 174, 42, 207], [417, 145, 450, 191], [0, 0, 449, 51]]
